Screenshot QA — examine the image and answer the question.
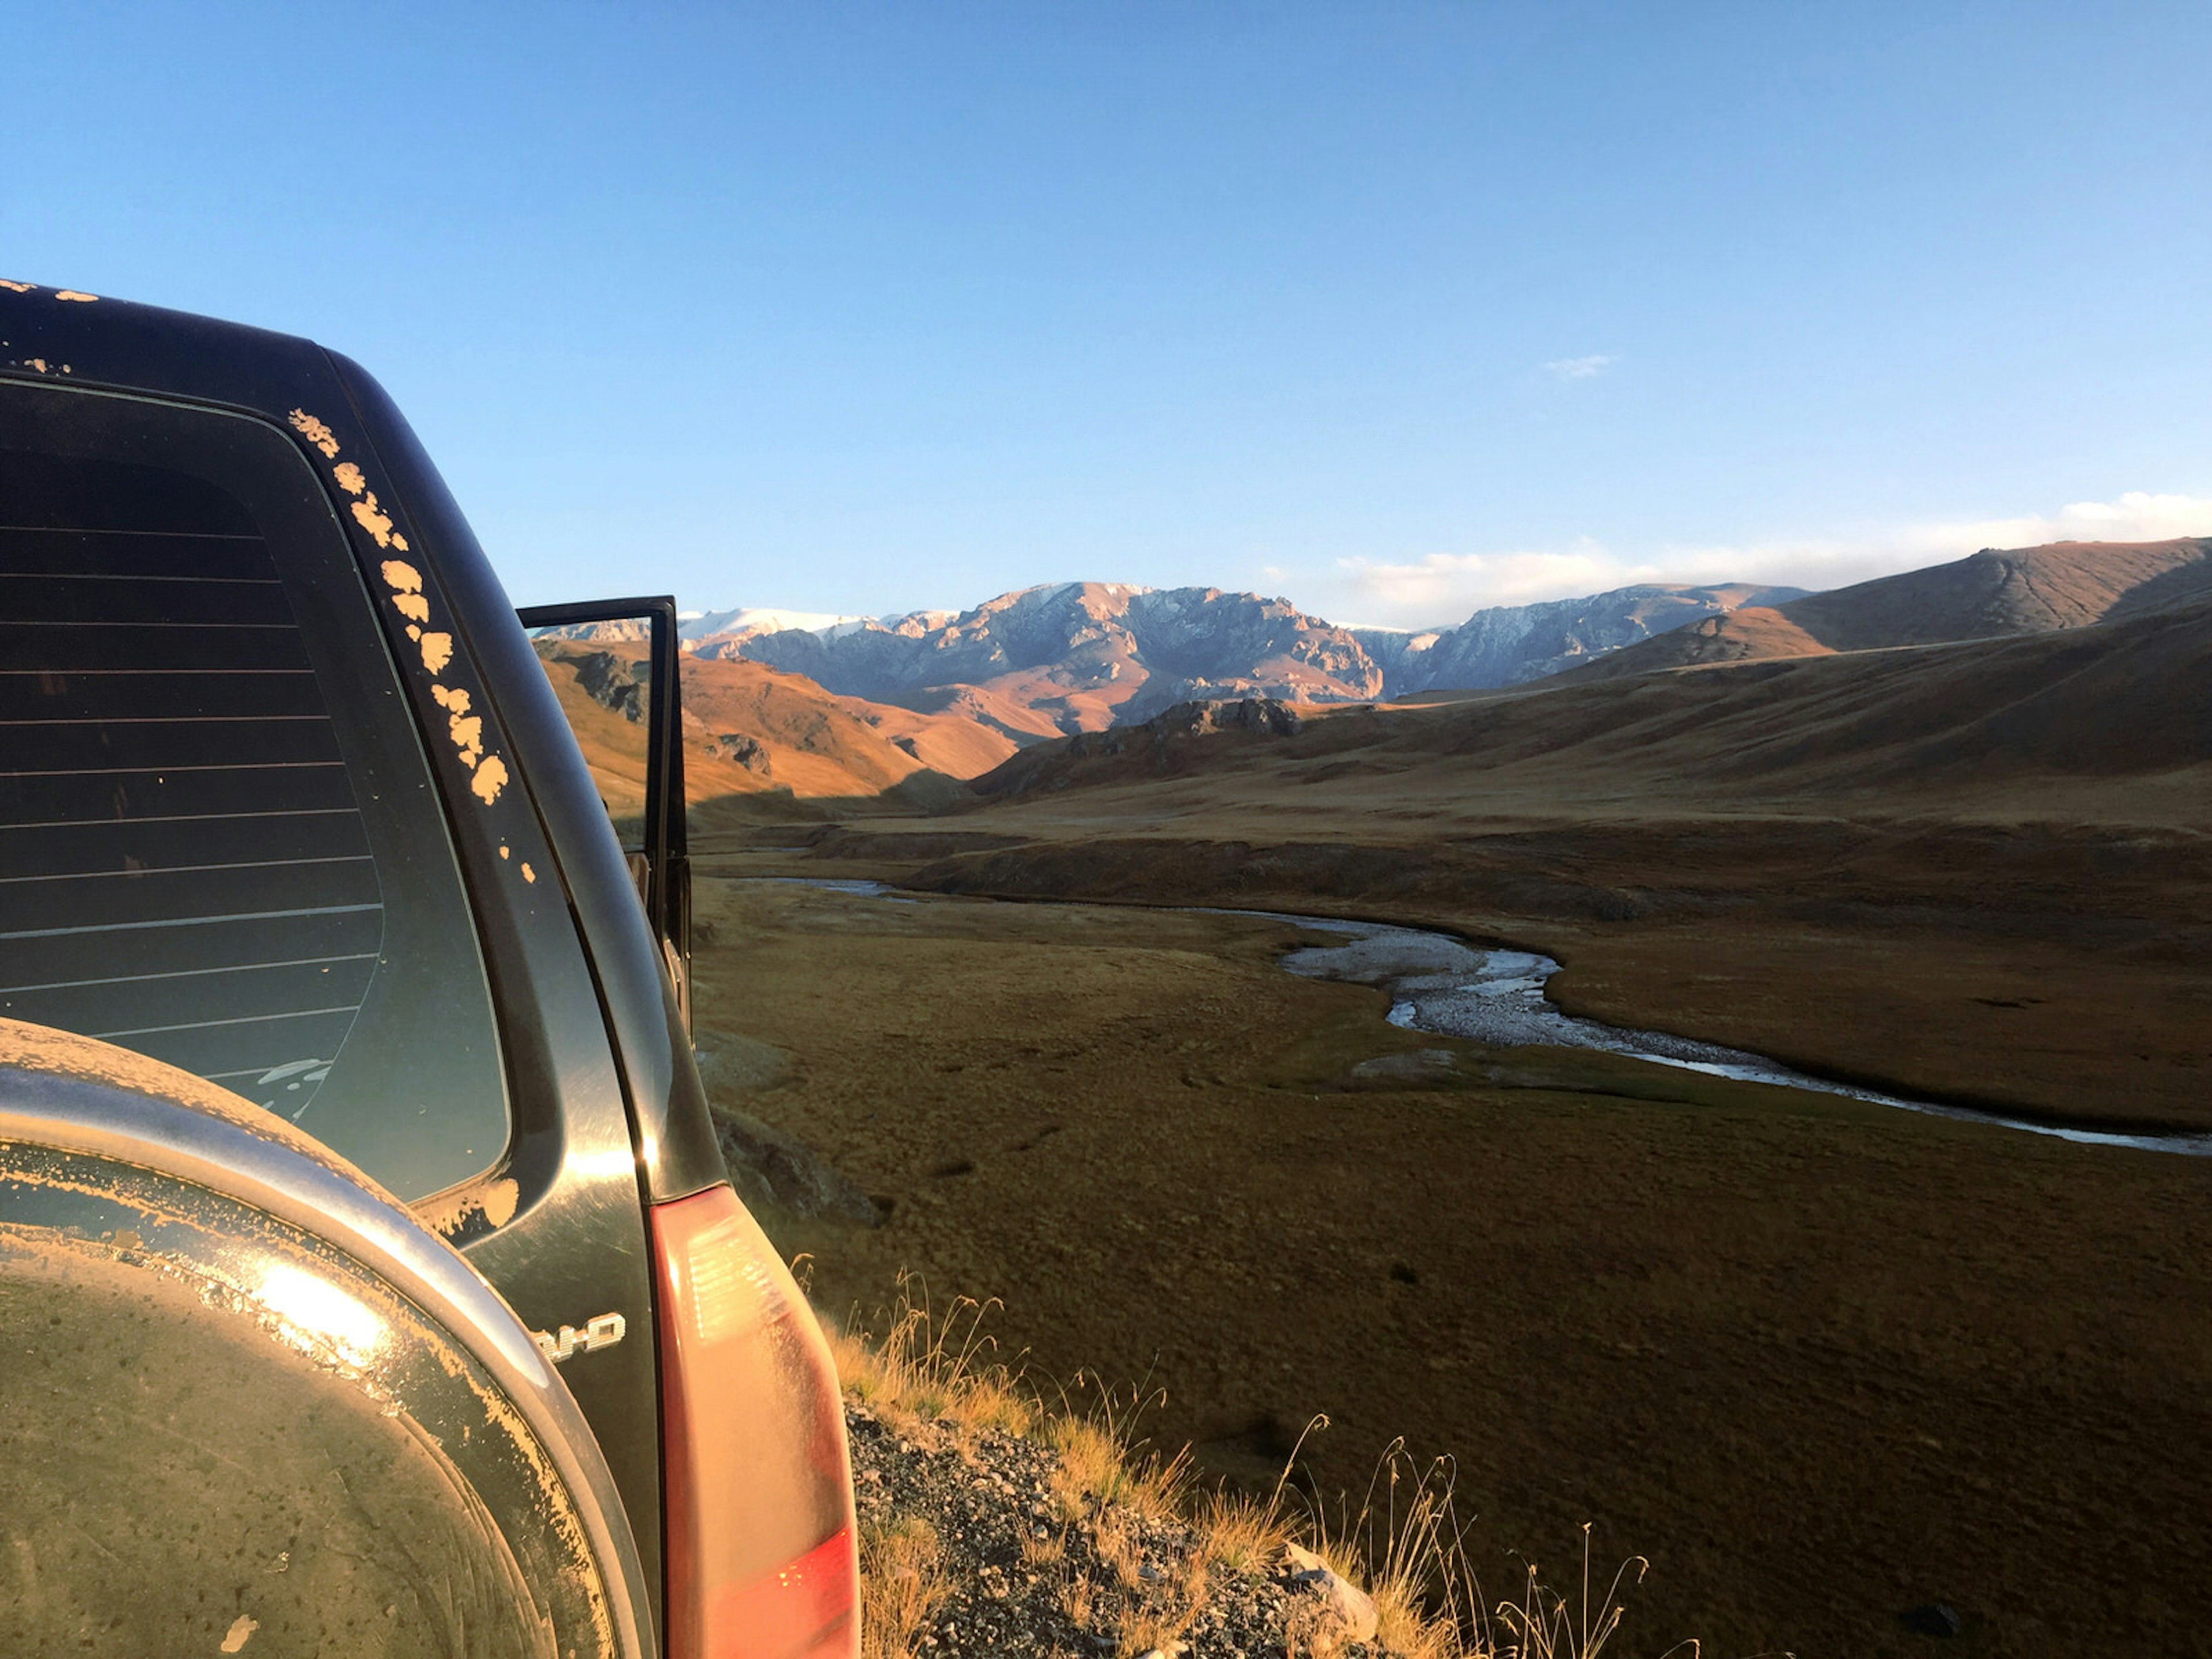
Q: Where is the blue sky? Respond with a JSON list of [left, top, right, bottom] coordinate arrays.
[[7, 2, 2209, 627]]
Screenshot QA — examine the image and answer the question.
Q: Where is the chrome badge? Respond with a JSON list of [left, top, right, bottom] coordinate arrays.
[[533, 1311, 626, 1363]]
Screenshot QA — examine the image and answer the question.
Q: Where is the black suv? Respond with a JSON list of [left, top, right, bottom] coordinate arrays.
[[0, 282, 857, 1658]]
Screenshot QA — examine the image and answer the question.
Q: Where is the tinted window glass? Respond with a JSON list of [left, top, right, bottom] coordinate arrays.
[[0, 388, 507, 1200]]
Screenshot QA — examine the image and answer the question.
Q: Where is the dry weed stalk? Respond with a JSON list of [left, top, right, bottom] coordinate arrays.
[[832, 1271, 1033, 1438], [1284, 1436, 1679, 1659], [1485, 1524, 1696, 1659]]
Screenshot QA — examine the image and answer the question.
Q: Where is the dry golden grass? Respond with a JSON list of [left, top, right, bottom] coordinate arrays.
[[1041, 1400, 1189, 1524], [1018, 1524, 1067, 1574], [1193, 1484, 1281, 1574], [857, 1514, 950, 1659], [1112, 1567, 1209, 1656]]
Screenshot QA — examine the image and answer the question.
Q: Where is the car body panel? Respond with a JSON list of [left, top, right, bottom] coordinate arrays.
[[0, 282, 744, 1633]]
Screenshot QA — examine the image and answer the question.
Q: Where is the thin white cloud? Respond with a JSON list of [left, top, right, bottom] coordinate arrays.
[[1542, 354, 1614, 380], [1914, 491, 2212, 554], [1293, 490, 2212, 630], [1331, 541, 1625, 625]]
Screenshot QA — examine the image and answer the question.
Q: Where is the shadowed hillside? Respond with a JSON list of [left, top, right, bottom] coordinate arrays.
[[972, 590, 2212, 813], [1571, 536, 2212, 680]]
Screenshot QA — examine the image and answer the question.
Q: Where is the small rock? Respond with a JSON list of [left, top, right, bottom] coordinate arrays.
[[1282, 1542, 1379, 1645]]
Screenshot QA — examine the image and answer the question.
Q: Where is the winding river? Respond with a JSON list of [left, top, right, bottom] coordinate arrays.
[[1240, 911, 2212, 1157], [749, 879, 2212, 1157]]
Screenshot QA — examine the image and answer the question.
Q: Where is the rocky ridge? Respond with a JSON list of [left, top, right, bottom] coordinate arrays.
[[704, 583, 1381, 743]]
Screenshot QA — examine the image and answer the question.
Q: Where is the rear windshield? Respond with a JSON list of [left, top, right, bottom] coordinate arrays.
[[0, 386, 507, 1201]]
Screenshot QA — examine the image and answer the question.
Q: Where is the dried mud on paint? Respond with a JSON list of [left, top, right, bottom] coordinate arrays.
[[412, 1175, 521, 1238], [283, 410, 511, 809]]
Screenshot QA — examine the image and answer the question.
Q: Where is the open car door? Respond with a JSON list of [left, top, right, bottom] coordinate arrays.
[[518, 597, 692, 1032]]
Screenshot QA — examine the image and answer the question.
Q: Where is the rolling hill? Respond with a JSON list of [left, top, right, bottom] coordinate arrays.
[[1569, 537, 2212, 680], [966, 589, 2212, 815]]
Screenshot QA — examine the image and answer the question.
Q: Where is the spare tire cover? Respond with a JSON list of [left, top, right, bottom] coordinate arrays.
[[0, 1143, 612, 1658]]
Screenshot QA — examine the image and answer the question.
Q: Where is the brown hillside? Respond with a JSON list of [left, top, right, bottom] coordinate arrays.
[[1573, 536, 2211, 680], [880, 670, 1139, 744], [1575, 603, 1833, 675], [533, 640, 1018, 812]]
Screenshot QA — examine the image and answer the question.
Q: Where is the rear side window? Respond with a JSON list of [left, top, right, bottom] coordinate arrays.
[[0, 385, 507, 1201]]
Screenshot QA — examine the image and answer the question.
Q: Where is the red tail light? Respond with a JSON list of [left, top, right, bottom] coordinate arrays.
[[652, 1183, 858, 1659]]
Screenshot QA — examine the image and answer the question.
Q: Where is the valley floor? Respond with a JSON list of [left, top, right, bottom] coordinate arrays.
[[690, 866, 2212, 1658]]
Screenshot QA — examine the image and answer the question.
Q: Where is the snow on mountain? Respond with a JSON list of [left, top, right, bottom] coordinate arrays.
[[679, 606, 873, 643]]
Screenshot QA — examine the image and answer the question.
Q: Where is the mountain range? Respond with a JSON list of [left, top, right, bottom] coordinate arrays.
[[537, 536, 2209, 795], [680, 578, 1809, 740]]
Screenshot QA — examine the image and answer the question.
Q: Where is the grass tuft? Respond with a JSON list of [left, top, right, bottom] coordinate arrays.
[[833, 1270, 1035, 1438], [857, 1514, 949, 1659]]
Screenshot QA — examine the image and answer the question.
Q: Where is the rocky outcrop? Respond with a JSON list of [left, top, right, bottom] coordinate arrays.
[[1282, 1542, 1379, 1646], [569, 651, 646, 722], [1074, 698, 1306, 750], [972, 698, 1309, 799], [694, 1031, 880, 1226], [711, 1103, 882, 1228], [700, 732, 770, 773]]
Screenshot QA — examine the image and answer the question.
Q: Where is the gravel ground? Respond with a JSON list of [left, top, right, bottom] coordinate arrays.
[[846, 1400, 1388, 1659]]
